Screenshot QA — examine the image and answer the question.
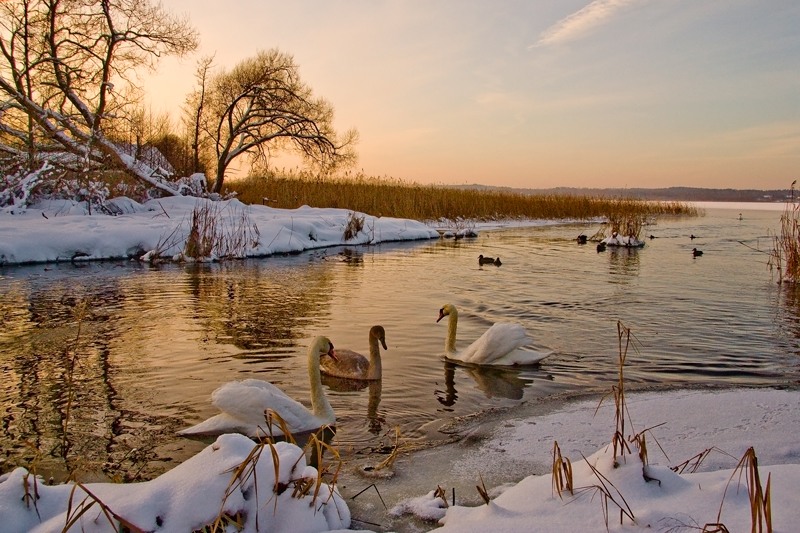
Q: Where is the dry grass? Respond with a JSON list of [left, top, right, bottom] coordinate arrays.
[[64, 482, 146, 532], [197, 417, 344, 533], [577, 453, 636, 528], [670, 447, 737, 475], [60, 300, 90, 468], [551, 441, 574, 498], [769, 182, 800, 283], [713, 447, 772, 533], [229, 169, 698, 222], [594, 321, 641, 465], [183, 202, 260, 261], [371, 426, 402, 473], [343, 211, 366, 241]]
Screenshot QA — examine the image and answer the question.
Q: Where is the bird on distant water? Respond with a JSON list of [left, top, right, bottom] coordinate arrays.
[[494, 257, 502, 266], [597, 242, 606, 252], [692, 248, 703, 257], [576, 234, 587, 244], [478, 254, 496, 265], [690, 234, 697, 240]]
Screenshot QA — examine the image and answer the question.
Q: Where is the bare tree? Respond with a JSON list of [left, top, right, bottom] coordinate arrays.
[[0, 0, 198, 196], [203, 49, 357, 194], [186, 55, 214, 174]]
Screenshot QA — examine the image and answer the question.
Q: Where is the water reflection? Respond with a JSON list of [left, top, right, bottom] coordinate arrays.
[[436, 361, 544, 407], [182, 261, 337, 352], [0, 258, 344, 482], [606, 246, 642, 281], [322, 376, 385, 435], [336, 248, 365, 265], [775, 283, 800, 360], [2, 210, 797, 487]]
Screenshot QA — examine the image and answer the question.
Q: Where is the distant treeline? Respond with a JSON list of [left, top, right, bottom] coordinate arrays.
[[455, 185, 793, 203]]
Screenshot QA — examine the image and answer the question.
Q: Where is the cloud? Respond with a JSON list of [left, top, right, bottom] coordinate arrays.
[[531, 0, 640, 48]]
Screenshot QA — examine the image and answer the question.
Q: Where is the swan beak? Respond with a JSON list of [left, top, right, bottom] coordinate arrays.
[[326, 344, 338, 361], [436, 308, 446, 323], [381, 338, 388, 350]]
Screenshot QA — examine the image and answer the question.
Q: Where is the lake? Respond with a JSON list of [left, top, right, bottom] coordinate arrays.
[[1, 203, 797, 483]]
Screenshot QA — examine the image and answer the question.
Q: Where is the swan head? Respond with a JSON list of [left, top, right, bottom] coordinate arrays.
[[437, 304, 456, 323], [370, 325, 389, 350], [314, 336, 338, 361]]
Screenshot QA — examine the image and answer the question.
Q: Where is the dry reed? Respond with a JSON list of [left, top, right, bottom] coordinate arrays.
[[713, 447, 772, 533], [551, 441, 574, 498], [769, 182, 800, 283], [63, 482, 145, 532], [576, 454, 636, 529], [183, 202, 260, 261], [230, 169, 697, 222]]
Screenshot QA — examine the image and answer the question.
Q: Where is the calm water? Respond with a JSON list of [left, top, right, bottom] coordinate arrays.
[[1, 205, 798, 482]]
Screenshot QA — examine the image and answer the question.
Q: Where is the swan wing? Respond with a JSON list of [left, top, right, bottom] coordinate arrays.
[[456, 322, 548, 365], [176, 412, 269, 438], [320, 349, 369, 379], [206, 379, 322, 435]]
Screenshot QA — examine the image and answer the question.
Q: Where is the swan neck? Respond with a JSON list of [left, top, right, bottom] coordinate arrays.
[[446, 309, 458, 354], [367, 335, 383, 380], [308, 341, 334, 422]]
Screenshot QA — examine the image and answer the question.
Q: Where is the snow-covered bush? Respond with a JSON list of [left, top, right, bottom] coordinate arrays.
[[0, 161, 57, 213]]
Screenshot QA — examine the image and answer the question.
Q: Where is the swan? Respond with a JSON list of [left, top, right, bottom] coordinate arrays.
[[177, 336, 337, 438], [320, 325, 387, 380], [436, 303, 550, 366]]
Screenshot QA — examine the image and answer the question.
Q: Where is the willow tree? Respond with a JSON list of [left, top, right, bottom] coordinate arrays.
[[200, 49, 357, 194], [0, 0, 198, 196]]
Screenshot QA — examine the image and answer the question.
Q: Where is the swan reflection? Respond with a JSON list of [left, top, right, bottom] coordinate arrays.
[[436, 360, 545, 406], [321, 375, 385, 435]]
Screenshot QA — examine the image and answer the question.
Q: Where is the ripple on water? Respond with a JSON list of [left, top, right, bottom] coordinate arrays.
[[1, 207, 798, 482]]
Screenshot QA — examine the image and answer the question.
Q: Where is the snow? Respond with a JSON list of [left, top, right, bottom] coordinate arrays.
[[0, 434, 350, 533], [2, 197, 799, 532], [0, 195, 440, 265]]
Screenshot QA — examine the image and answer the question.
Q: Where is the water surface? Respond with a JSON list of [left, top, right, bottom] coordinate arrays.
[[1, 205, 798, 482]]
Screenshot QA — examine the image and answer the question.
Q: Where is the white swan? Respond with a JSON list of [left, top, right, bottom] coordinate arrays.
[[177, 336, 337, 438], [320, 325, 387, 380], [436, 303, 551, 366]]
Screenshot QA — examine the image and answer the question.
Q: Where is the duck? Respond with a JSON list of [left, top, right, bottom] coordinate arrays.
[[576, 234, 588, 244], [320, 325, 387, 380], [494, 257, 502, 266], [692, 248, 703, 257], [478, 254, 496, 265], [597, 242, 606, 252], [436, 303, 550, 366], [177, 336, 337, 438]]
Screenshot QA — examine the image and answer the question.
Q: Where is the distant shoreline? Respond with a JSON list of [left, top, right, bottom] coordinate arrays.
[[454, 184, 794, 204]]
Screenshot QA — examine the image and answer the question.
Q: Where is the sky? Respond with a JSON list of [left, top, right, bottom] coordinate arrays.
[[142, 0, 800, 191]]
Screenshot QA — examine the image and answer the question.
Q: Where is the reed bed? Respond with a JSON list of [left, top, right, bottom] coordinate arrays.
[[229, 170, 697, 223], [769, 183, 800, 283]]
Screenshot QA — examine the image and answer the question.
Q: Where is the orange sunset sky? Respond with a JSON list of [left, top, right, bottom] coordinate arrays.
[[144, 1, 800, 190]]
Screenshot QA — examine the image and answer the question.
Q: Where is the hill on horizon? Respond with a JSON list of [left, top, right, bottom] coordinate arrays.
[[453, 185, 794, 203]]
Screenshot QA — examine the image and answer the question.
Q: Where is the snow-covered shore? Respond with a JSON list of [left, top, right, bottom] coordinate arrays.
[[0, 196, 440, 266]]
